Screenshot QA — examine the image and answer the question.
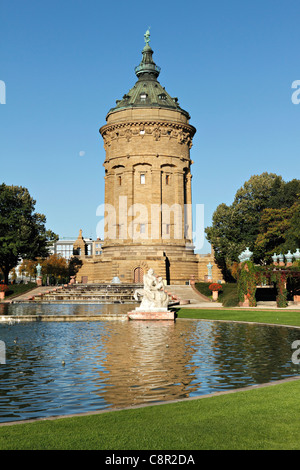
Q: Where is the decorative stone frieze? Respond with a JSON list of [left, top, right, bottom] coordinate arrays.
[[101, 120, 195, 150]]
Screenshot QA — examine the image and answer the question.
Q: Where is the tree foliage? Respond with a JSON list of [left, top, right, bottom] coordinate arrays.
[[205, 173, 300, 279], [68, 256, 83, 277], [18, 259, 38, 279], [19, 255, 82, 285], [237, 261, 257, 307], [0, 184, 58, 284], [255, 201, 300, 260], [41, 254, 69, 282]]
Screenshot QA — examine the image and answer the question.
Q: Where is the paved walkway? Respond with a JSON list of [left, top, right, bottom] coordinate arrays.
[[3, 286, 55, 303], [166, 285, 223, 308], [247, 301, 300, 310]]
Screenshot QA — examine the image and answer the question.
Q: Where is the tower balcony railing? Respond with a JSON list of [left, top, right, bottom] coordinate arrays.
[[135, 64, 161, 75]]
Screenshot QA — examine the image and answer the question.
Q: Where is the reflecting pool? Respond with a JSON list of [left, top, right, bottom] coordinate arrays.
[[0, 302, 136, 317], [0, 303, 300, 423]]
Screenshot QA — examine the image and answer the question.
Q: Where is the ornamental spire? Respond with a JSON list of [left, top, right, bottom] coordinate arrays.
[[135, 29, 161, 80]]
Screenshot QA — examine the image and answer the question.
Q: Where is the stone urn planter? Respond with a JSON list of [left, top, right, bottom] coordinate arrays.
[[0, 285, 8, 301], [212, 290, 219, 301], [239, 294, 250, 307], [294, 295, 300, 305], [209, 283, 222, 302]]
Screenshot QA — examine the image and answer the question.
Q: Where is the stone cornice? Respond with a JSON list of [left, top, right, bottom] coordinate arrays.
[[100, 120, 196, 149], [99, 119, 196, 136]]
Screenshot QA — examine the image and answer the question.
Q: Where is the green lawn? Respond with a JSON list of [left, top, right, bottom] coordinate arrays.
[[176, 308, 300, 327], [2, 282, 37, 300], [1, 379, 300, 450]]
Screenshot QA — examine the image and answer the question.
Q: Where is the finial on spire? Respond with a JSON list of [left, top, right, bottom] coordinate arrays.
[[144, 28, 150, 46]]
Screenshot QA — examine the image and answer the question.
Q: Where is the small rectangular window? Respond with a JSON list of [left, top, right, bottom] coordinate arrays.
[[166, 224, 170, 235], [140, 174, 145, 184], [166, 174, 170, 185], [140, 223, 146, 234]]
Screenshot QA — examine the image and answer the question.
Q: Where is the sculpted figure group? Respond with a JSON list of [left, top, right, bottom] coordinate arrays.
[[134, 268, 169, 310]]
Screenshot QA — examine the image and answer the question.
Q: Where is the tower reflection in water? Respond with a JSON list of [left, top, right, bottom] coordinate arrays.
[[90, 321, 201, 407]]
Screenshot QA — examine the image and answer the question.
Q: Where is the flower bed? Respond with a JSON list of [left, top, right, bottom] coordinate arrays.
[[209, 283, 222, 292]]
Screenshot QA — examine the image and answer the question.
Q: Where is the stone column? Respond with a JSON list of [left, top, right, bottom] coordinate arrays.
[[173, 169, 184, 241], [121, 168, 134, 241], [184, 172, 193, 242], [104, 172, 115, 242], [151, 168, 162, 240]]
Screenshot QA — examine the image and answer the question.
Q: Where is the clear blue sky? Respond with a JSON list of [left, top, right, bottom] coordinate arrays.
[[1, 0, 299, 253]]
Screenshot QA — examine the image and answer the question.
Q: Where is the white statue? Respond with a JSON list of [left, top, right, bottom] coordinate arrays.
[[36, 263, 42, 277], [238, 247, 253, 262], [134, 269, 169, 310]]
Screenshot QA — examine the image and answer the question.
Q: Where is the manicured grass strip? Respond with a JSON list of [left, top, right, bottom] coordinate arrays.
[[1, 379, 300, 450], [176, 308, 300, 327]]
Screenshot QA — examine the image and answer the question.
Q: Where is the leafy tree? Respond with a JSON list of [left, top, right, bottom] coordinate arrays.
[[206, 173, 280, 276], [287, 202, 300, 248], [68, 256, 83, 277], [19, 255, 81, 285], [18, 259, 38, 280], [41, 254, 68, 284], [268, 178, 300, 209], [205, 173, 300, 279], [255, 201, 300, 261], [0, 184, 58, 284]]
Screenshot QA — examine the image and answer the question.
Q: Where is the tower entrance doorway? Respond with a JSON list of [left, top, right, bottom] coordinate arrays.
[[134, 267, 144, 284]]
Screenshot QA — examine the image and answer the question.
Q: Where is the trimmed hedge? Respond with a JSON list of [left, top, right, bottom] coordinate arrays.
[[195, 282, 239, 307]]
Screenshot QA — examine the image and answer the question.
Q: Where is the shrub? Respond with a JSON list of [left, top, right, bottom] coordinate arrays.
[[237, 261, 257, 307], [217, 283, 239, 307], [222, 290, 240, 307], [195, 283, 212, 298]]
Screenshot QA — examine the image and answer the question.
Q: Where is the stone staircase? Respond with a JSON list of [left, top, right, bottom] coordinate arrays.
[[12, 283, 179, 306], [10, 282, 219, 307], [13, 284, 142, 304]]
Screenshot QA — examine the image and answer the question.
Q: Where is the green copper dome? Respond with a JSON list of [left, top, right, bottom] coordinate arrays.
[[106, 31, 190, 120]]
